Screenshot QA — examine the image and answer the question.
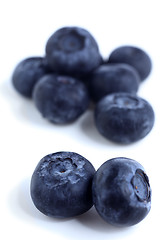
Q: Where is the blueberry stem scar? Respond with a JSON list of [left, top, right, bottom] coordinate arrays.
[[131, 169, 151, 202]]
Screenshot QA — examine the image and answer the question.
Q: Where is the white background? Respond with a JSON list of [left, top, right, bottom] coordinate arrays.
[[1, 0, 166, 239]]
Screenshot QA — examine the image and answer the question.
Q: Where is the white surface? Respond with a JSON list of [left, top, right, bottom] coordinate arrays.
[[1, 0, 166, 239]]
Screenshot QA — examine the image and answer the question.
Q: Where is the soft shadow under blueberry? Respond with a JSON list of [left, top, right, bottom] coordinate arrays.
[[80, 109, 140, 149], [75, 206, 134, 234], [7, 178, 136, 239], [80, 110, 120, 147], [80, 110, 107, 143]]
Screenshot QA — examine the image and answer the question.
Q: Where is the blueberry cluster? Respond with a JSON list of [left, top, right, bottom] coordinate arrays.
[[12, 26, 155, 144], [30, 151, 151, 227]]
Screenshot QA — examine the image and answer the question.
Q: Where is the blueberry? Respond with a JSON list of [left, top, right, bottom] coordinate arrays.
[[32, 74, 90, 124], [45, 26, 102, 75], [12, 57, 51, 98], [92, 157, 151, 227], [88, 63, 140, 102], [108, 46, 152, 81], [94, 92, 155, 144], [30, 151, 96, 218]]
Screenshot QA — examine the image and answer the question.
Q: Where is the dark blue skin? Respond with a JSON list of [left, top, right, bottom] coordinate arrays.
[[94, 92, 155, 144], [30, 151, 96, 218], [108, 46, 152, 81], [88, 63, 140, 103], [32, 74, 90, 124], [12, 57, 51, 98], [92, 157, 151, 227], [45, 26, 102, 76]]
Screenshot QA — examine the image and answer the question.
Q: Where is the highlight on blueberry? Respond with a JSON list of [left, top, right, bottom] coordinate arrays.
[[30, 151, 96, 218], [45, 26, 102, 75], [108, 45, 152, 81], [94, 92, 155, 144], [92, 157, 151, 227], [32, 74, 90, 124]]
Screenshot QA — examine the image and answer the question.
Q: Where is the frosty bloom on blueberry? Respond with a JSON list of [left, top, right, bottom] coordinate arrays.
[[45, 26, 102, 75], [92, 157, 151, 227], [32, 74, 90, 124], [95, 92, 155, 144], [12, 57, 51, 98], [30, 152, 152, 227], [88, 63, 140, 102], [11, 25, 155, 143], [30, 151, 96, 218]]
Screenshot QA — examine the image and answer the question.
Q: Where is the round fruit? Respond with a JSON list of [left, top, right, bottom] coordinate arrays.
[[12, 57, 50, 98], [30, 151, 96, 218], [108, 45, 152, 81], [45, 26, 102, 75], [88, 63, 140, 102], [33, 74, 90, 124], [94, 92, 155, 144], [92, 157, 151, 227]]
